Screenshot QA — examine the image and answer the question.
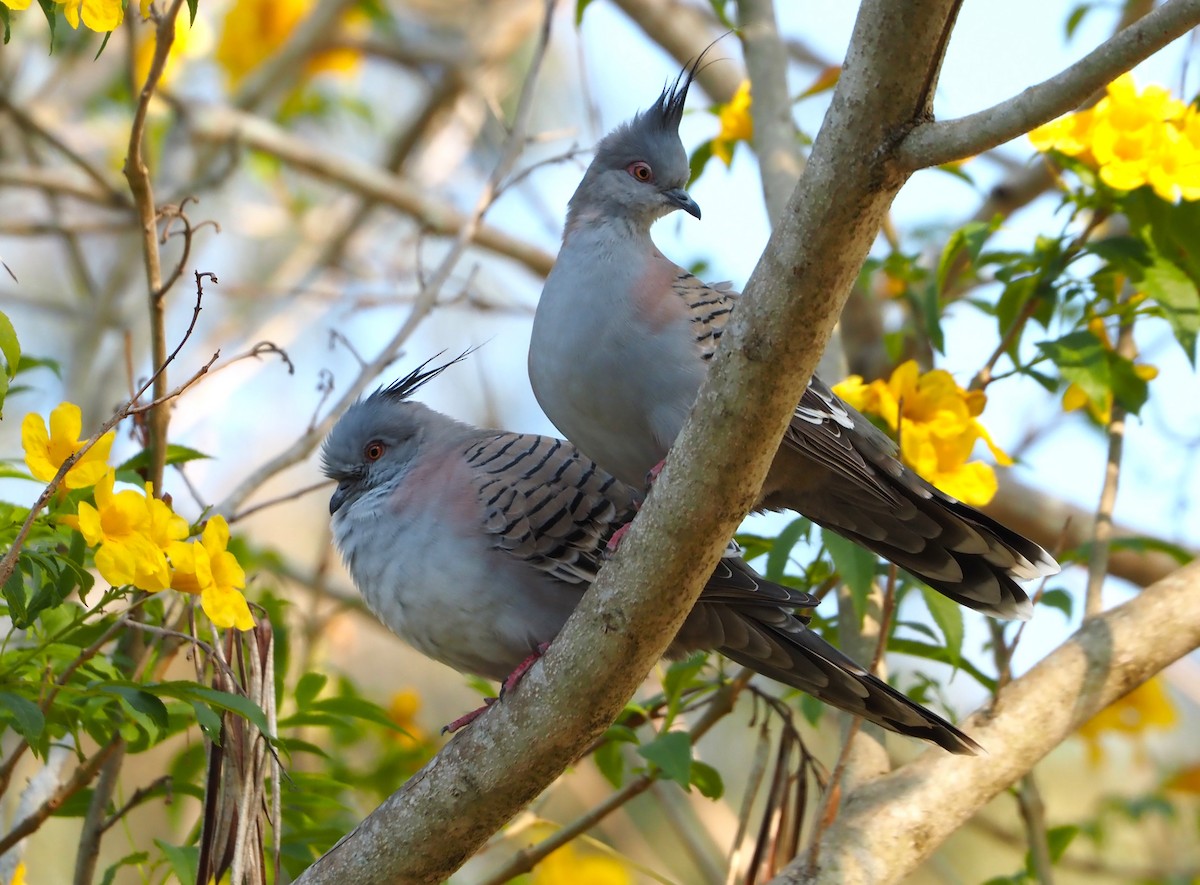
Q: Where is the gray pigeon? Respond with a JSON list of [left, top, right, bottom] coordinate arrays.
[[322, 357, 982, 754], [528, 64, 1058, 620]]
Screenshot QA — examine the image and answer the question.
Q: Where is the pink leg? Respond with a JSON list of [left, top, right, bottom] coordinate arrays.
[[441, 642, 551, 734], [606, 459, 666, 554]]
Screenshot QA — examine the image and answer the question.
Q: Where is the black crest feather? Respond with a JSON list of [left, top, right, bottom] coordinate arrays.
[[376, 347, 477, 403], [640, 36, 726, 133]]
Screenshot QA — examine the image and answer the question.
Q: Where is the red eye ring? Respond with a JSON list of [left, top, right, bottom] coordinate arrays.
[[627, 161, 653, 182], [364, 440, 386, 462]]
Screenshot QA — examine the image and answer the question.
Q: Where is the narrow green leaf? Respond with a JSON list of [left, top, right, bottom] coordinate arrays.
[[822, 529, 878, 626], [594, 739, 625, 789], [574, 0, 595, 25], [295, 672, 327, 708], [0, 309, 19, 379], [117, 444, 211, 475], [1142, 254, 1199, 365], [888, 638, 997, 691], [1046, 824, 1079, 862], [310, 695, 401, 731], [154, 840, 198, 885], [690, 760, 724, 799], [1, 6, 10, 44], [765, 518, 811, 582], [35, 0, 55, 51], [637, 731, 692, 788], [186, 0, 198, 23], [0, 691, 45, 742], [154, 682, 270, 733], [1037, 330, 1109, 403], [687, 140, 714, 187], [1038, 588, 1073, 619], [919, 585, 964, 670]]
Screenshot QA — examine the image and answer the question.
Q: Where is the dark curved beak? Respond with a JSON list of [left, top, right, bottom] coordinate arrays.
[[329, 481, 352, 515], [664, 187, 701, 220]]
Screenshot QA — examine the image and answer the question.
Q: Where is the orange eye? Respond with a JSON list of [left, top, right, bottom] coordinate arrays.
[[364, 441, 386, 462], [627, 161, 653, 182]]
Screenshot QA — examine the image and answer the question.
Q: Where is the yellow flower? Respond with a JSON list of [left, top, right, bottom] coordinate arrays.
[[0, 0, 33, 11], [169, 516, 254, 630], [57, 0, 123, 31], [143, 484, 189, 551], [1031, 74, 1199, 203], [1076, 676, 1177, 766], [21, 403, 114, 490], [215, 0, 361, 88], [76, 471, 172, 592], [387, 688, 427, 747], [712, 80, 753, 167], [833, 361, 1011, 506], [531, 842, 632, 885], [8, 861, 25, 885]]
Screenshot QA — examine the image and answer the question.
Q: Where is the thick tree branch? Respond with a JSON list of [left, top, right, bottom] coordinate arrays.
[[778, 558, 1200, 884], [898, 0, 1200, 169], [294, 0, 1191, 880], [296, 1, 962, 881]]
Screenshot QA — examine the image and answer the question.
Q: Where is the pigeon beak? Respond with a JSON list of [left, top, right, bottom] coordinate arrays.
[[330, 481, 352, 514], [664, 188, 701, 220]]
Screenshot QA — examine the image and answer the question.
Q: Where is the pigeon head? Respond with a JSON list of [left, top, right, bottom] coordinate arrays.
[[567, 61, 703, 231], [322, 353, 469, 515]]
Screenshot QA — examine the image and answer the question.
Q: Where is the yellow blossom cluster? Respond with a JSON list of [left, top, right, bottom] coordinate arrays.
[[215, 0, 363, 88], [712, 80, 753, 167], [833, 361, 1012, 507], [1030, 73, 1200, 203], [531, 841, 632, 885], [0, 0, 142, 33], [21, 402, 254, 631], [1076, 676, 1177, 766]]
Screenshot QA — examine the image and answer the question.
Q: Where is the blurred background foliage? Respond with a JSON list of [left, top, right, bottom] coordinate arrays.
[[0, 0, 1199, 882]]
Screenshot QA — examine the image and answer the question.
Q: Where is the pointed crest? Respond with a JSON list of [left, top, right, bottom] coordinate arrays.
[[636, 36, 727, 134], [376, 347, 478, 403]]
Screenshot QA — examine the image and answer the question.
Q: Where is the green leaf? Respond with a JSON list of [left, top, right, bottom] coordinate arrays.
[[765, 518, 811, 582], [35, 0, 55, 51], [690, 760, 724, 799], [889, 638, 997, 691], [295, 672, 328, 708], [309, 695, 401, 731], [687, 140, 714, 187], [798, 693, 825, 726], [822, 529, 878, 626], [0, 309, 19, 379], [706, 0, 735, 28], [594, 738, 626, 789], [1046, 824, 1079, 862], [116, 444, 211, 475], [637, 730, 692, 788], [1, 6, 10, 44], [919, 585, 964, 670], [1038, 330, 1109, 403], [574, 0, 595, 24], [154, 682, 270, 734], [0, 691, 45, 742], [154, 840, 198, 885], [1065, 3, 1094, 38], [1038, 588, 1073, 619], [937, 219, 997, 294], [186, 0, 198, 24], [1142, 253, 1199, 365]]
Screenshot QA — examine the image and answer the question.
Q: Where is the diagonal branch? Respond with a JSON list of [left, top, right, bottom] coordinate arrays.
[[775, 558, 1200, 884], [898, 0, 1200, 169]]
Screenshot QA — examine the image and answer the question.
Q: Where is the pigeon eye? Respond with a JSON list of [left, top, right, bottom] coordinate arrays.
[[627, 161, 653, 182], [364, 440, 386, 462]]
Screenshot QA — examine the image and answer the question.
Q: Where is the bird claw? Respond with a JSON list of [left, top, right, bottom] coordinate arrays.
[[441, 696, 497, 734], [442, 643, 551, 734]]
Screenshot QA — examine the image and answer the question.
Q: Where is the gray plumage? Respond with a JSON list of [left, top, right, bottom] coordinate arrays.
[[322, 359, 982, 755], [528, 66, 1059, 620]]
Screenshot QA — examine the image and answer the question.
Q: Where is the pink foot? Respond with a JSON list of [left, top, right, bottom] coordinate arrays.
[[605, 460, 665, 554], [501, 642, 551, 697], [442, 697, 496, 734], [441, 643, 551, 734], [645, 459, 665, 486], [606, 521, 633, 553]]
